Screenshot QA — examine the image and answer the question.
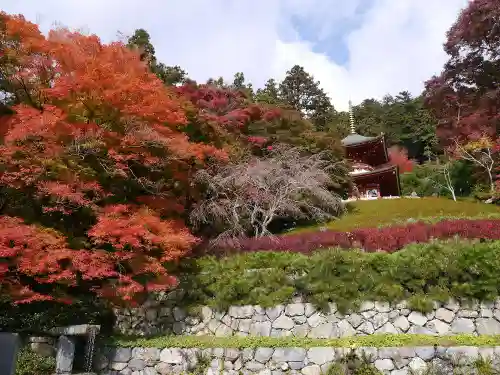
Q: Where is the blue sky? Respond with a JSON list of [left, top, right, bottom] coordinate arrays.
[[0, 0, 468, 110], [288, 0, 376, 65]]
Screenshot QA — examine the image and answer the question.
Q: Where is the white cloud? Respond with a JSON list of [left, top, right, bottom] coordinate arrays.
[[0, 0, 467, 110]]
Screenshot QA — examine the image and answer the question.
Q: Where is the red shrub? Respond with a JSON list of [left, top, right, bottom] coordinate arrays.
[[210, 219, 500, 255]]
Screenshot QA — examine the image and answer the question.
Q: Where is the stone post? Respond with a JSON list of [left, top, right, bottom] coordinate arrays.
[[0, 333, 20, 375], [55, 335, 76, 374]]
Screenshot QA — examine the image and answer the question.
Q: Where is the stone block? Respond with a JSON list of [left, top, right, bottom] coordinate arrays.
[[407, 312, 428, 326], [307, 348, 335, 365], [112, 348, 132, 363], [229, 305, 254, 319], [376, 322, 398, 334], [273, 348, 307, 363], [415, 347, 435, 361], [372, 313, 389, 329], [358, 321, 375, 334], [301, 365, 321, 375], [307, 313, 325, 328], [285, 303, 305, 317], [347, 313, 364, 328], [477, 318, 500, 335], [450, 318, 475, 334], [393, 316, 410, 332], [250, 321, 272, 336], [308, 322, 333, 339], [408, 357, 427, 373], [375, 358, 394, 372], [304, 303, 316, 317], [159, 348, 183, 364], [255, 348, 274, 363], [128, 359, 146, 371], [266, 306, 285, 321], [337, 320, 356, 337], [273, 315, 295, 329], [374, 302, 391, 313], [110, 361, 128, 371], [426, 319, 450, 335]]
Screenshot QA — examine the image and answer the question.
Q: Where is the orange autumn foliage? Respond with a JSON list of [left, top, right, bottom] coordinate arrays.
[[0, 12, 224, 304]]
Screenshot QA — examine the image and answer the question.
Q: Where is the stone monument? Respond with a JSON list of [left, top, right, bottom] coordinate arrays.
[[49, 324, 100, 375]]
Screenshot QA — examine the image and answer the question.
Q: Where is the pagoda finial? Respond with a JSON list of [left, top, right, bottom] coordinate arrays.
[[348, 100, 356, 134]]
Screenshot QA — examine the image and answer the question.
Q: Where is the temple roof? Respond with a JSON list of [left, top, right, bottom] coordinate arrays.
[[350, 163, 398, 178], [341, 132, 379, 146]]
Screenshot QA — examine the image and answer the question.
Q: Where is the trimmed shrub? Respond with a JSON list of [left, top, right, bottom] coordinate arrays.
[[210, 219, 500, 255], [175, 241, 500, 312]]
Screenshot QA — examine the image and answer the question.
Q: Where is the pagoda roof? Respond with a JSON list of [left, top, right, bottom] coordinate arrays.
[[350, 163, 398, 178], [341, 132, 380, 146]]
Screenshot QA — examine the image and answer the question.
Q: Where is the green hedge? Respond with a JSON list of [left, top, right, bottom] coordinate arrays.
[[110, 334, 500, 349], [173, 240, 500, 313]]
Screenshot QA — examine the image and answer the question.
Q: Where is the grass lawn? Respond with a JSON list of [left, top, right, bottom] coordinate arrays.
[[110, 334, 500, 349], [292, 197, 500, 233]]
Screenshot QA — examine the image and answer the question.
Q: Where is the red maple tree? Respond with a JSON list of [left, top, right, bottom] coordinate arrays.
[[175, 81, 343, 162], [388, 146, 414, 173], [424, 0, 500, 145], [175, 81, 280, 153], [0, 13, 224, 304], [424, 0, 500, 194]]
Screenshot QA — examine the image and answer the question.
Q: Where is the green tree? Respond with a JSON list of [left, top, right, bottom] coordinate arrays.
[[351, 98, 386, 136], [154, 63, 187, 86], [278, 65, 334, 131], [127, 28, 155, 61], [231, 72, 254, 99], [127, 28, 187, 86], [381, 93, 439, 162], [255, 78, 281, 105], [206, 76, 225, 87], [400, 158, 476, 199]]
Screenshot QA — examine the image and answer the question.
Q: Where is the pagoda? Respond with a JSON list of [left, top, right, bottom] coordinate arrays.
[[341, 101, 401, 199]]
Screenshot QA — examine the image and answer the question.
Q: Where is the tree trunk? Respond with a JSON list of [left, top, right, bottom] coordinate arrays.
[[487, 169, 495, 193], [450, 188, 457, 202]]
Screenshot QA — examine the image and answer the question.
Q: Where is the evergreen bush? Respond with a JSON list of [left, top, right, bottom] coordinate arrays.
[[175, 240, 500, 312]]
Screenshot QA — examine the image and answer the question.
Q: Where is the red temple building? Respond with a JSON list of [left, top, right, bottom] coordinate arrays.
[[341, 101, 401, 199]]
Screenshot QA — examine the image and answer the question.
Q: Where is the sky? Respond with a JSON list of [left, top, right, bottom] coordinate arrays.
[[0, 0, 468, 111]]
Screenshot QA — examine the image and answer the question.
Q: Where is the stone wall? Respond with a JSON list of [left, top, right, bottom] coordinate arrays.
[[97, 345, 500, 375], [115, 299, 500, 337]]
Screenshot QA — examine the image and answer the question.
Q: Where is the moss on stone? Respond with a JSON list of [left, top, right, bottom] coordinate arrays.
[[109, 334, 500, 349]]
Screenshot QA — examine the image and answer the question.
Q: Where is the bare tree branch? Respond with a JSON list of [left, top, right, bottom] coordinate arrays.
[[190, 145, 345, 243]]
